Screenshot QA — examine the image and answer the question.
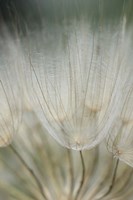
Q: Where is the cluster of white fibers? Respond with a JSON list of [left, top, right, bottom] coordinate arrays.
[[22, 17, 133, 153], [0, 5, 133, 200], [0, 27, 23, 147]]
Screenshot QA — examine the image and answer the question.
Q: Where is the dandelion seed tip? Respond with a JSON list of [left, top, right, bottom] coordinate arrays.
[[113, 147, 123, 158]]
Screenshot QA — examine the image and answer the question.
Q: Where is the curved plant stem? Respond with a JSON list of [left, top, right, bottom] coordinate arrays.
[[98, 158, 119, 199], [74, 151, 85, 200], [10, 144, 49, 200], [67, 149, 74, 200]]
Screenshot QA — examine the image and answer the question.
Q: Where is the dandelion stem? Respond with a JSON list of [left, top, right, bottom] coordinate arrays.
[[74, 151, 85, 200], [99, 158, 119, 199], [10, 144, 48, 200], [67, 149, 74, 200]]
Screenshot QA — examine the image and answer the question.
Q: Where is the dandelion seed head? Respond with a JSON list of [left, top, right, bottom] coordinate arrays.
[[1, 0, 133, 199], [107, 85, 133, 167], [22, 17, 131, 151]]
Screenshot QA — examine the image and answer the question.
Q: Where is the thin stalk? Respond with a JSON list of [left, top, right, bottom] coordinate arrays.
[[74, 151, 85, 200], [10, 144, 49, 200], [67, 149, 74, 200], [99, 158, 119, 199]]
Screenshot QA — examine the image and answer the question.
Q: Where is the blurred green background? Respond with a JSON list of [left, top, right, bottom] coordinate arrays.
[[0, 0, 133, 30]]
